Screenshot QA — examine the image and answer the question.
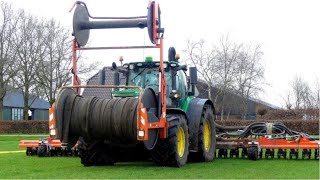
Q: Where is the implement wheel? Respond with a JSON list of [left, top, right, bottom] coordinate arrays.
[[189, 105, 216, 162], [26, 148, 32, 156], [150, 114, 189, 167], [37, 145, 48, 157], [248, 146, 258, 160]]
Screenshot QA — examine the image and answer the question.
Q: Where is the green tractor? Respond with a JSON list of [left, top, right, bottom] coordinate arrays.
[[53, 1, 216, 167]]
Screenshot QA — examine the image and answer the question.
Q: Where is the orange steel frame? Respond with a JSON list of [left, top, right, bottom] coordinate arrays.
[[19, 1, 166, 151], [256, 135, 320, 149], [19, 139, 62, 148], [56, 1, 168, 142]]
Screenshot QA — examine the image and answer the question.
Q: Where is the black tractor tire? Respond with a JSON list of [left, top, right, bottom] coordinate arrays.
[[248, 146, 258, 160], [37, 145, 48, 157], [78, 137, 115, 166], [189, 105, 216, 162], [150, 114, 189, 167]]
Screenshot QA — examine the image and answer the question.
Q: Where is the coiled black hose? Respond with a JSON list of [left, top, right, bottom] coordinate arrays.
[[55, 88, 139, 146]]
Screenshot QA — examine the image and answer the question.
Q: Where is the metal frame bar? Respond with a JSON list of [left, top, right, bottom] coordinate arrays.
[[76, 45, 159, 50]]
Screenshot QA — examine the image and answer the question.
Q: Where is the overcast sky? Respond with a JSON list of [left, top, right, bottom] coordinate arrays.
[[6, 0, 320, 107]]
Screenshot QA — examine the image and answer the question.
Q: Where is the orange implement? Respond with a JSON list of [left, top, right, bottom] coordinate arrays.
[[19, 139, 62, 148], [47, 139, 62, 148], [19, 140, 39, 148], [257, 135, 320, 149]]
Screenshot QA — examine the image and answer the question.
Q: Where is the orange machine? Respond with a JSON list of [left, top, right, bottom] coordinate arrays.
[[216, 122, 320, 160], [19, 107, 78, 157]]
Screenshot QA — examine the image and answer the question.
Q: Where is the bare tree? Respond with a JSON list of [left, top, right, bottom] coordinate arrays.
[[314, 78, 320, 119], [281, 92, 293, 110], [214, 36, 242, 119], [13, 10, 47, 120], [0, 2, 19, 119], [185, 39, 218, 101], [291, 75, 310, 110], [35, 19, 71, 105], [184, 36, 265, 120], [233, 44, 264, 118]]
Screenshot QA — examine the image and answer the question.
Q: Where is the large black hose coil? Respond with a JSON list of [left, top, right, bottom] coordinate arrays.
[[55, 88, 139, 146]]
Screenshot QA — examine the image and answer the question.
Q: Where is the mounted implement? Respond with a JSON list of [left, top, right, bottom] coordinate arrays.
[[215, 122, 320, 160], [51, 1, 216, 167], [19, 107, 78, 157]]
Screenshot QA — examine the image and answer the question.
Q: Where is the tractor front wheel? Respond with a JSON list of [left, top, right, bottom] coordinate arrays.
[[150, 114, 189, 167], [189, 105, 216, 162]]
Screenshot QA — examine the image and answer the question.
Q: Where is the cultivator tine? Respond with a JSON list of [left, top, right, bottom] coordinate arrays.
[[277, 149, 287, 159], [230, 148, 239, 158], [302, 149, 311, 160], [216, 148, 247, 158], [265, 148, 274, 159], [218, 149, 228, 158], [289, 149, 298, 159], [241, 148, 248, 158]]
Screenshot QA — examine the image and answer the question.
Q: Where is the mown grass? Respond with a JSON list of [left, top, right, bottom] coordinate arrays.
[[0, 136, 319, 179]]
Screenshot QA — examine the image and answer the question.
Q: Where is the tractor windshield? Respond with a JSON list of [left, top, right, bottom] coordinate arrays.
[[128, 68, 171, 93]]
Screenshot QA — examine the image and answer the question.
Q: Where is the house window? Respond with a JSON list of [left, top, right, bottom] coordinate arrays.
[[12, 108, 23, 120]]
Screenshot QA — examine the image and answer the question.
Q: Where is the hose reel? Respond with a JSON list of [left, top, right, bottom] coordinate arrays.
[[55, 87, 160, 150], [72, 1, 164, 46]]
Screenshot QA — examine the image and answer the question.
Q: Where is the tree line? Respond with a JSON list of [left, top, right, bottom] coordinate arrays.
[[284, 76, 319, 118], [184, 36, 265, 120], [0, 2, 97, 120], [184, 36, 319, 120]]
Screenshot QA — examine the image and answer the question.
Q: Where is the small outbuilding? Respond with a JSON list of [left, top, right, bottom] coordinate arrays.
[[2, 90, 50, 120]]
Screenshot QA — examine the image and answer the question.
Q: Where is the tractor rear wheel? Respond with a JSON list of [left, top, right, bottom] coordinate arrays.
[[150, 114, 189, 167], [78, 137, 115, 166], [189, 105, 216, 162]]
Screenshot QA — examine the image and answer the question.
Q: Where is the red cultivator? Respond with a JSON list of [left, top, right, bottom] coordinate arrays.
[[216, 122, 320, 160], [19, 106, 78, 157], [19, 138, 78, 157]]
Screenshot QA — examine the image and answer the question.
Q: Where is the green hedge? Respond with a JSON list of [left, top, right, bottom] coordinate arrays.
[[0, 119, 318, 135], [216, 119, 319, 135], [0, 120, 48, 134]]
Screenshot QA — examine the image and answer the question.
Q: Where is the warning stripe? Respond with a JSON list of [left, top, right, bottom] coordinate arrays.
[[139, 107, 148, 128], [137, 103, 149, 140], [49, 107, 55, 129], [0, 150, 25, 154]]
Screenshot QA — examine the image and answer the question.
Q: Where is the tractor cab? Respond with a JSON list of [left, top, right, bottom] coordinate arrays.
[[112, 48, 198, 109]]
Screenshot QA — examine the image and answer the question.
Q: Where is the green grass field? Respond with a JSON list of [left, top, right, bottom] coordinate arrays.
[[0, 135, 319, 179]]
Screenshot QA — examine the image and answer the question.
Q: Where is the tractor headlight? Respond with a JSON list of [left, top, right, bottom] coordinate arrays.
[[163, 63, 168, 69], [129, 64, 135, 70], [138, 130, 145, 137], [50, 129, 56, 136], [170, 63, 177, 67], [123, 64, 129, 68]]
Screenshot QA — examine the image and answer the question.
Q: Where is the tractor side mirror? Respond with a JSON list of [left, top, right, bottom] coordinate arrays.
[[112, 62, 120, 86], [114, 71, 120, 86], [188, 67, 197, 96], [98, 69, 105, 85], [189, 67, 197, 85]]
